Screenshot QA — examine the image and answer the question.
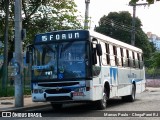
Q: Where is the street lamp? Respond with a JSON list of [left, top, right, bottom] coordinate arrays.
[[84, 0, 90, 29]]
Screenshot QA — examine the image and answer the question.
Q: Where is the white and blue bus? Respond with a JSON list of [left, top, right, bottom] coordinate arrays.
[[26, 30, 145, 110]]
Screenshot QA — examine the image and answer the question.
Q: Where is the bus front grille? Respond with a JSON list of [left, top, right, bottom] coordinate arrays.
[[45, 89, 71, 94], [38, 82, 79, 87]]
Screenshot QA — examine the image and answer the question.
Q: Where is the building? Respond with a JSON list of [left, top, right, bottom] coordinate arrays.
[[147, 32, 160, 51]]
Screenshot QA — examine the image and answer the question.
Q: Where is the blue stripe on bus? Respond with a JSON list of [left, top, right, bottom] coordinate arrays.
[[110, 67, 118, 82], [131, 79, 143, 83]]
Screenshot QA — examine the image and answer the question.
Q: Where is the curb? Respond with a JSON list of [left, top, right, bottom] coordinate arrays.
[[0, 95, 31, 100], [0, 103, 50, 112]]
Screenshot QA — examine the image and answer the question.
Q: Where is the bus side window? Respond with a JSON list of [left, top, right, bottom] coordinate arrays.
[[135, 52, 138, 68], [113, 45, 118, 66], [120, 48, 124, 66], [139, 54, 143, 69], [132, 51, 136, 68], [129, 50, 133, 68], [105, 43, 110, 65], [137, 53, 140, 69], [126, 49, 130, 67], [110, 44, 115, 66], [101, 42, 107, 65], [123, 48, 127, 67], [117, 47, 122, 66]]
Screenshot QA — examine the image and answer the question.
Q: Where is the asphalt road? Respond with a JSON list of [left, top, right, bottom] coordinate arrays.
[[1, 88, 160, 120]]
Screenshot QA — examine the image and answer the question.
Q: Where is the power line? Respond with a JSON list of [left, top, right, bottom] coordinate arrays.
[[100, 18, 143, 36]]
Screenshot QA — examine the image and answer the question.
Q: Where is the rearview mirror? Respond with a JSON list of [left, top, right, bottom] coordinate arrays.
[[96, 44, 102, 56]]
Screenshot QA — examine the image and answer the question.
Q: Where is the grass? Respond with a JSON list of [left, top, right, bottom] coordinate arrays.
[[0, 84, 31, 97], [0, 76, 31, 97], [0, 67, 31, 97]]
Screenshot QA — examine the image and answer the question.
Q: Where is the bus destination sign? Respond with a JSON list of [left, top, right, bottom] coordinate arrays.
[[34, 30, 89, 43]]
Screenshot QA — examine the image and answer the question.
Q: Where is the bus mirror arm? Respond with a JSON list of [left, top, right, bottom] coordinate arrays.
[[26, 51, 30, 63], [26, 45, 32, 64]]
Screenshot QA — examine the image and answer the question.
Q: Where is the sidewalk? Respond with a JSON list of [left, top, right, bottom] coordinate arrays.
[[0, 87, 160, 112], [0, 96, 50, 112]]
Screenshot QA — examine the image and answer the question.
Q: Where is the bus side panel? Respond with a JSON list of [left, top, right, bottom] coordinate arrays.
[[117, 68, 132, 97], [100, 66, 118, 99], [134, 68, 146, 93], [92, 66, 113, 101], [92, 74, 103, 101]]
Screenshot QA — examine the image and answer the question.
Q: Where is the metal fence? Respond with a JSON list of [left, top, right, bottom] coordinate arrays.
[[145, 68, 160, 79], [0, 66, 31, 97]]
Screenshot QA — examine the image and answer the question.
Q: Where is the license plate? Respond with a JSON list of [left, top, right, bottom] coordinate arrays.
[[73, 92, 84, 96]]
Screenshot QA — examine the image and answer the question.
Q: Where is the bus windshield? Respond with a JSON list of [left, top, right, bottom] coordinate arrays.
[[32, 41, 87, 80]]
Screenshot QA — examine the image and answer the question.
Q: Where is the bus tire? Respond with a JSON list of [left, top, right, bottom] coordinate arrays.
[[51, 103, 63, 111], [122, 84, 136, 102], [96, 91, 108, 110], [128, 84, 136, 102]]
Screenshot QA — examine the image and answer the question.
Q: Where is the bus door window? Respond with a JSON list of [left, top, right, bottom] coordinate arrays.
[[92, 39, 101, 77]]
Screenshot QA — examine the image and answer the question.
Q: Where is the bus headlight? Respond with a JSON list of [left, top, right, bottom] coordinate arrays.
[[33, 89, 44, 94], [33, 89, 39, 94], [74, 87, 85, 92]]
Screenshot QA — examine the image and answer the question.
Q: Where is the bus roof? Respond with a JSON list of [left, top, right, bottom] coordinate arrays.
[[89, 30, 143, 53], [33, 29, 142, 53]]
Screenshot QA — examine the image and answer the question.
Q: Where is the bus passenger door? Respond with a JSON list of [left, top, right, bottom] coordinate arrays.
[[92, 38, 103, 100]]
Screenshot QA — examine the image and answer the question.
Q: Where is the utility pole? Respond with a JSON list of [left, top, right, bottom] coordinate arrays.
[[2, 0, 9, 96], [14, 0, 23, 107], [130, 2, 148, 46], [131, 4, 136, 46], [84, 0, 90, 29]]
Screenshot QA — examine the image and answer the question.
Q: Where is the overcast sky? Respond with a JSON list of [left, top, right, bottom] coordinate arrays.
[[74, 0, 160, 36]]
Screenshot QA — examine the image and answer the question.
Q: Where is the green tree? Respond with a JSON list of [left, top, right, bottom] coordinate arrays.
[[95, 11, 155, 64], [146, 52, 160, 68], [22, 0, 82, 45], [130, 0, 160, 4], [0, 0, 82, 61]]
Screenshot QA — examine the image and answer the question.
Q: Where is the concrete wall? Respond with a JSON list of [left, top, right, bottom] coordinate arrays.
[[146, 79, 160, 87]]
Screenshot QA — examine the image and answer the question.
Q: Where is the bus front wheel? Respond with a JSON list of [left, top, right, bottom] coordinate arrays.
[[96, 92, 108, 110], [51, 103, 63, 111]]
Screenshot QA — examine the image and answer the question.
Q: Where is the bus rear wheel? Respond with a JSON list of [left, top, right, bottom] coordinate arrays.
[[122, 84, 136, 102], [96, 92, 108, 110], [128, 84, 136, 102]]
